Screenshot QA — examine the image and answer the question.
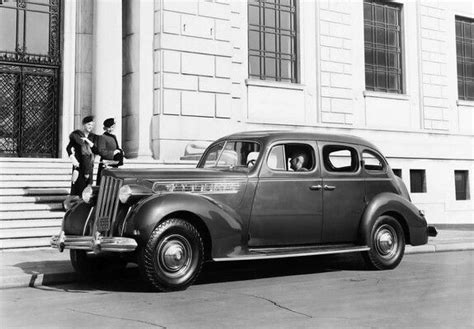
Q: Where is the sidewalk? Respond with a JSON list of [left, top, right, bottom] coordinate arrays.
[[1, 229, 473, 289]]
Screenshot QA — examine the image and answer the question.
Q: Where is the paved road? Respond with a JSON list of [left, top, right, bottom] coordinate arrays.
[[1, 251, 473, 328]]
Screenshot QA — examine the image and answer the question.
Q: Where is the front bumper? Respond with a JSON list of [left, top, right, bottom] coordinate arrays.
[[51, 231, 138, 253]]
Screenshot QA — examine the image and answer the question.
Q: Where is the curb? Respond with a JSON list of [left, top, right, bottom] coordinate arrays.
[[1, 271, 78, 290], [405, 242, 474, 254], [2, 242, 473, 290]]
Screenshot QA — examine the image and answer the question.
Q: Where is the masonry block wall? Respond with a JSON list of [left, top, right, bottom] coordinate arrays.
[[419, 3, 449, 131], [149, 0, 472, 159], [152, 0, 246, 159], [318, 0, 354, 126]]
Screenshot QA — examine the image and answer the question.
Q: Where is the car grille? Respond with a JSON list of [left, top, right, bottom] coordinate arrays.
[[94, 175, 123, 235]]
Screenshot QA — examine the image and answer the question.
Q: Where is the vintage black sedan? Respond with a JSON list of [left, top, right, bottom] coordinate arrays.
[[51, 131, 437, 291]]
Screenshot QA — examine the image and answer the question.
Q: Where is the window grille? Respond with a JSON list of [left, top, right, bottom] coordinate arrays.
[[248, 0, 298, 83], [456, 17, 474, 101], [454, 170, 470, 200], [363, 0, 402, 93], [410, 169, 426, 193], [392, 169, 402, 178]]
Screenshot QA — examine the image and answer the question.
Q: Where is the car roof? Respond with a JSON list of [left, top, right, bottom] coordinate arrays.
[[215, 130, 381, 151]]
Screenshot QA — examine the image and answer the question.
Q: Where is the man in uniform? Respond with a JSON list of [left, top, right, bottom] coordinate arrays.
[[96, 118, 124, 185], [66, 116, 98, 197]]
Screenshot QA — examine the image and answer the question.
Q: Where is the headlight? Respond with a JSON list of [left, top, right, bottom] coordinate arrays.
[[119, 185, 132, 203], [82, 185, 94, 203]]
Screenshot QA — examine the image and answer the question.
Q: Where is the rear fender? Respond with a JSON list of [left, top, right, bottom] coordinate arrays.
[[360, 192, 428, 246], [123, 193, 244, 258]]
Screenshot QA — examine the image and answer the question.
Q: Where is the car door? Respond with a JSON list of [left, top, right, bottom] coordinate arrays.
[[248, 141, 323, 247], [319, 142, 366, 243]]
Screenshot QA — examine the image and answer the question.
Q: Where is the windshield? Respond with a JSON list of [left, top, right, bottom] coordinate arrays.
[[199, 140, 261, 172]]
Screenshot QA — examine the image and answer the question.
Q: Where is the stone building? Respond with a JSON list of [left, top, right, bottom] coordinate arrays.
[[0, 0, 473, 225]]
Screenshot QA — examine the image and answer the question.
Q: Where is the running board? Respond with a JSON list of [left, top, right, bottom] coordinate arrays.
[[213, 244, 370, 262]]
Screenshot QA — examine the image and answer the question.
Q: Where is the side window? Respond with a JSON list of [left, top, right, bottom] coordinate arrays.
[[203, 142, 224, 167], [323, 145, 359, 173], [268, 145, 286, 170], [217, 141, 261, 168], [363, 150, 385, 172], [267, 143, 315, 172]]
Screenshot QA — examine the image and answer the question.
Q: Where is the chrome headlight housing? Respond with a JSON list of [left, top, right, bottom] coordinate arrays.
[[119, 184, 152, 204], [82, 185, 94, 203], [119, 185, 132, 203]]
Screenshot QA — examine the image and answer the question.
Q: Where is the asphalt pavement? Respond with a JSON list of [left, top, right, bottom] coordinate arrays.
[[0, 228, 473, 290], [1, 251, 473, 328]]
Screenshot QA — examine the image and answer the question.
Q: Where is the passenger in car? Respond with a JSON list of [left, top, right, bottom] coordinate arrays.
[[290, 153, 309, 171]]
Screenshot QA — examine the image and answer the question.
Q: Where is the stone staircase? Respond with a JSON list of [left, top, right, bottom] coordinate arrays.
[[0, 157, 196, 250]]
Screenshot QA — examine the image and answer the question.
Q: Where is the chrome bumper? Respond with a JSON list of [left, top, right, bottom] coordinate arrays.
[[51, 231, 138, 253]]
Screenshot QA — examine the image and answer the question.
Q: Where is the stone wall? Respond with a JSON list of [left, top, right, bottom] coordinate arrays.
[[152, 0, 242, 160]]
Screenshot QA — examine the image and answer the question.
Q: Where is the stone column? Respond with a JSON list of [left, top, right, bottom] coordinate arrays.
[[60, 0, 76, 158], [122, 0, 154, 158], [92, 0, 122, 143]]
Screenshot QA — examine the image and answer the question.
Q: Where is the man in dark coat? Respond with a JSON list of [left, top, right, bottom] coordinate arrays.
[[96, 118, 124, 185], [66, 116, 99, 196]]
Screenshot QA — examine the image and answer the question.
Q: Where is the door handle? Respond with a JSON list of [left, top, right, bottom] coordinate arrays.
[[309, 185, 322, 191], [324, 185, 336, 191]]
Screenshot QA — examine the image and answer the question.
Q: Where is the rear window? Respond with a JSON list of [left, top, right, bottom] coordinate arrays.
[[363, 150, 385, 172], [323, 145, 359, 173]]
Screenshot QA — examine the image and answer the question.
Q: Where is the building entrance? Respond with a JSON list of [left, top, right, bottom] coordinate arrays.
[[0, 0, 60, 158]]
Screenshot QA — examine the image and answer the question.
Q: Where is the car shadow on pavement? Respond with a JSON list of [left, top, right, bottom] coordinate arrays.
[[31, 252, 370, 293]]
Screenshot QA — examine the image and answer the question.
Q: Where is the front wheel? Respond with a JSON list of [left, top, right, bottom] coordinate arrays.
[[363, 215, 405, 270], [140, 218, 204, 291]]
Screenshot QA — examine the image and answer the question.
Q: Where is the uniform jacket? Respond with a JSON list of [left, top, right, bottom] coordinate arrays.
[[66, 130, 98, 175], [97, 132, 121, 160]]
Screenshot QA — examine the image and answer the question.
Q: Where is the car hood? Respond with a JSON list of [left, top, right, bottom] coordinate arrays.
[[104, 167, 248, 182], [104, 168, 249, 208]]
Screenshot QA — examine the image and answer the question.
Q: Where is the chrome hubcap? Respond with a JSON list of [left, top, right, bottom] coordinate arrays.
[[157, 234, 192, 276], [374, 225, 398, 258]]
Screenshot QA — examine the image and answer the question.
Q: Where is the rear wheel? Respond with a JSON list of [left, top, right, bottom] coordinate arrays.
[[363, 215, 405, 270], [140, 218, 204, 292], [70, 250, 127, 278]]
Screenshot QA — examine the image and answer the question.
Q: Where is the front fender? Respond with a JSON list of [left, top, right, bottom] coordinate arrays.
[[123, 193, 244, 258], [360, 193, 428, 246], [63, 201, 94, 236]]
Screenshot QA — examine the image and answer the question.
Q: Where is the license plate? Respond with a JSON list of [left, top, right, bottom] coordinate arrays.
[[97, 216, 110, 231]]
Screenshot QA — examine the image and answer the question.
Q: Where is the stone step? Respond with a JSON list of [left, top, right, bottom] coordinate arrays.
[[0, 203, 64, 212], [0, 162, 72, 169], [0, 195, 68, 204], [0, 175, 70, 182], [0, 227, 59, 239], [0, 210, 65, 220], [0, 168, 72, 175], [0, 219, 62, 229], [0, 237, 52, 249], [0, 181, 71, 189], [0, 157, 71, 163], [0, 188, 70, 196]]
